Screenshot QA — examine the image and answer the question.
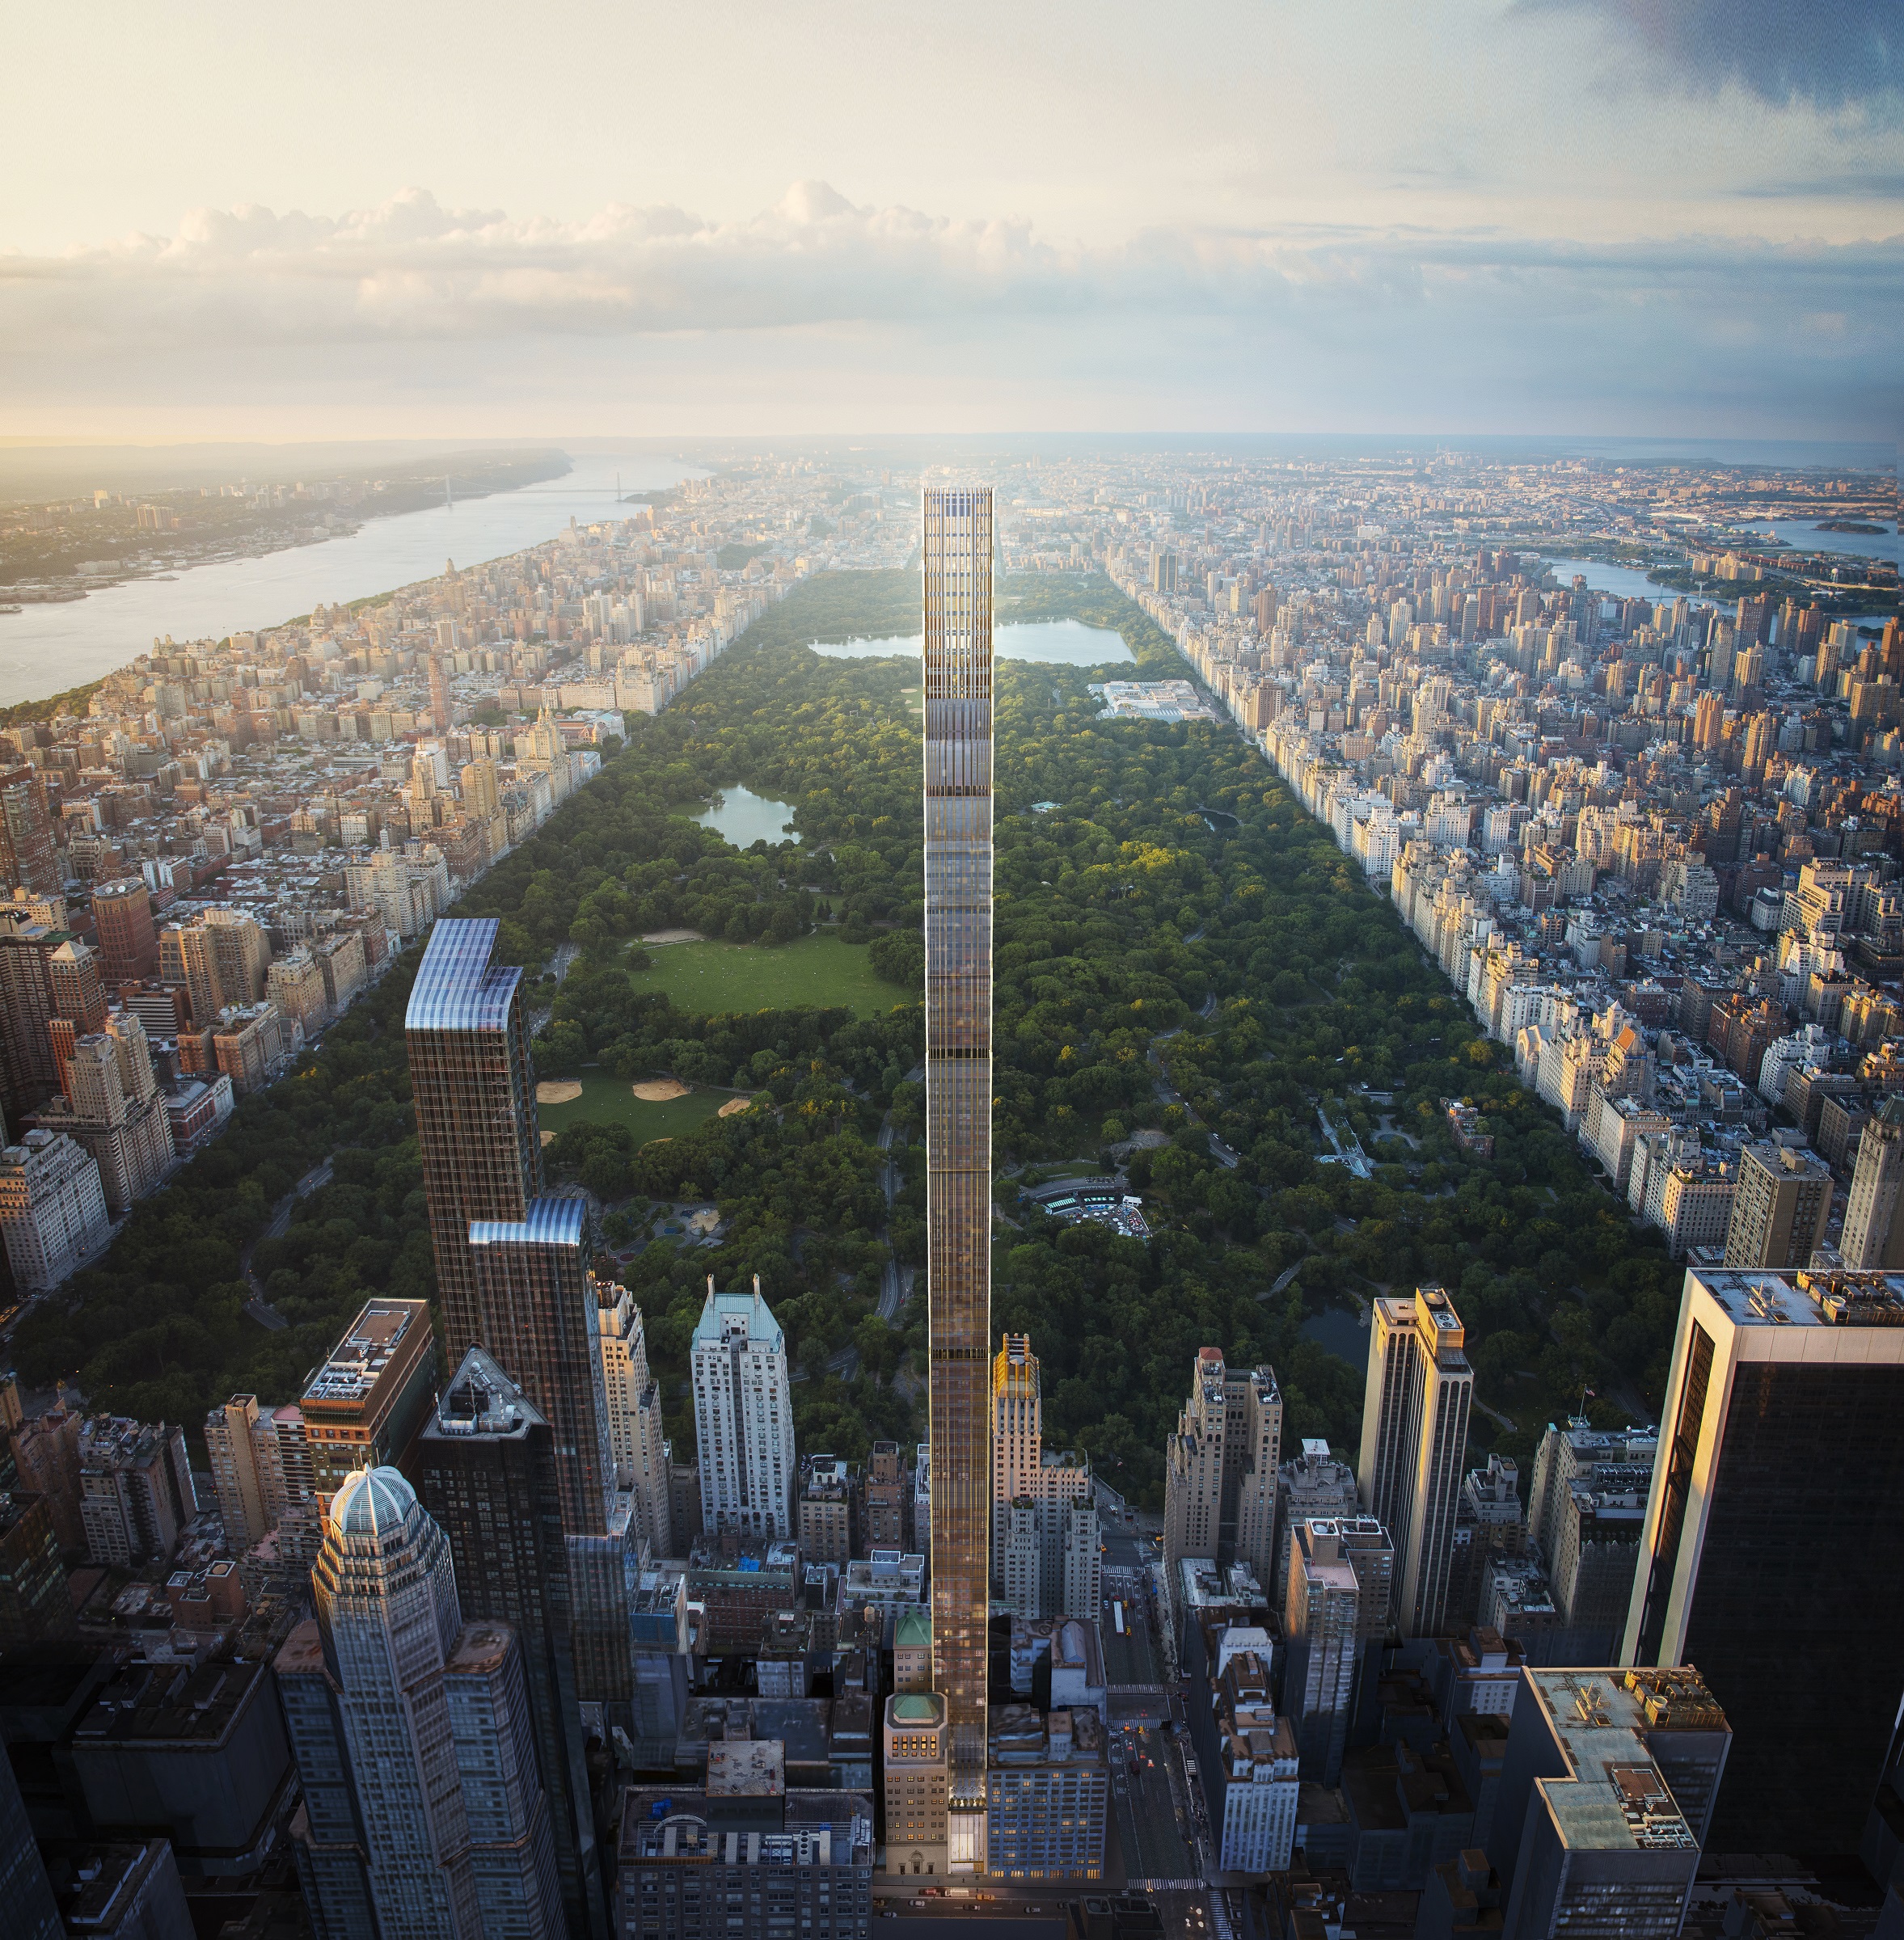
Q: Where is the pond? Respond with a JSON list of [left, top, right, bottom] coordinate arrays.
[[806, 618, 1134, 666], [1299, 1302, 1370, 1375], [694, 786, 800, 848]]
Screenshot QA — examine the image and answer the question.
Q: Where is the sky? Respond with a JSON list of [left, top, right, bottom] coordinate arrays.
[[2, 0, 1900, 444]]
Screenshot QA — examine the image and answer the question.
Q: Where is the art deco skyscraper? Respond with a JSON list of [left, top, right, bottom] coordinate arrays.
[[405, 917, 542, 1360], [1359, 1284, 1472, 1637], [1840, 1097, 1904, 1267], [922, 484, 993, 1872]]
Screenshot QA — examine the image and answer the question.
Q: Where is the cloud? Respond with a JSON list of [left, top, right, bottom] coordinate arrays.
[[2, 184, 1898, 439], [1514, 0, 1901, 109], [4, 183, 1900, 348]]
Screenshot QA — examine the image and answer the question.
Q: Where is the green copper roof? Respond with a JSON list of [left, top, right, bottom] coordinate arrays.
[[894, 1608, 932, 1648], [891, 1693, 939, 1723]]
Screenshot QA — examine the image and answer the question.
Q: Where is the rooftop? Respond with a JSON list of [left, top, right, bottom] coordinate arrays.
[[301, 1296, 429, 1407], [1525, 1668, 1725, 1853], [405, 916, 521, 1032], [1690, 1266, 1904, 1330]]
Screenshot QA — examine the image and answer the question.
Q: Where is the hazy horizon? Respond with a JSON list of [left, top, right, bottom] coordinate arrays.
[[4, 1, 1899, 445]]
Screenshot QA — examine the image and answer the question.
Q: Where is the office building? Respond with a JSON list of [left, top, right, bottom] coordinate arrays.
[[1163, 1348, 1284, 1595], [1841, 1096, 1904, 1268], [616, 1786, 874, 1940], [885, 1691, 950, 1876], [1526, 1420, 1657, 1660], [1623, 1265, 1904, 1852], [411, 1347, 607, 1940], [44, 1840, 193, 1940], [1721, 1137, 1832, 1269], [985, 1704, 1108, 1881], [469, 1197, 615, 1535], [692, 1276, 796, 1540], [404, 916, 542, 1361], [1360, 1285, 1473, 1636], [1492, 1668, 1729, 1940], [0, 1128, 111, 1290], [597, 1277, 672, 1551], [283, 1466, 564, 1940], [922, 483, 994, 1870], [91, 878, 158, 984], [0, 1733, 60, 1940], [298, 1296, 437, 1512], [68, 1654, 294, 1881], [1281, 1516, 1394, 1784]]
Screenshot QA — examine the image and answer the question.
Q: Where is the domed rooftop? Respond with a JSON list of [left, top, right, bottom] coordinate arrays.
[[331, 1466, 417, 1538]]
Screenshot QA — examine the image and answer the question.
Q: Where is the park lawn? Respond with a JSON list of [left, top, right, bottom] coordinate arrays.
[[536, 1069, 729, 1142], [630, 930, 901, 1018]]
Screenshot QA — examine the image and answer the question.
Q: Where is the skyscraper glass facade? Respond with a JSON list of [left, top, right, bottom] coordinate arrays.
[[922, 486, 993, 1863]]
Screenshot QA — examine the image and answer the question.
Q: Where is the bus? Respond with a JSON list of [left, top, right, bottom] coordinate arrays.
[[1111, 1600, 1126, 1636]]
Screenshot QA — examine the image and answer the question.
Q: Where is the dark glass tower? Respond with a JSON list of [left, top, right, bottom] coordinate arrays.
[[922, 484, 993, 1872], [411, 1347, 608, 1940], [1623, 1266, 1904, 1853], [405, 917, 542, 1361]]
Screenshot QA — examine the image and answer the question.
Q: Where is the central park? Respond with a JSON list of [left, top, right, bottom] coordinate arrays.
[[10, 568, 1687, 1504]]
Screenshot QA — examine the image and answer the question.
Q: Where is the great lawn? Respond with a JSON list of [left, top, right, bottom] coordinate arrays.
[[630, 930, 901, 1018]]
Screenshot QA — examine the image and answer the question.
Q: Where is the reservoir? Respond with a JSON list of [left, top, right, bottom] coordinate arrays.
[[1539, 556, 1675, 601], [807, 618, 1134, 666], [694, 786, 800, 848], [0, 449, 700, 710]]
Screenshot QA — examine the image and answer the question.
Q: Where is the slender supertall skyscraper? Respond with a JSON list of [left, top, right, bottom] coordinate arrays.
[[406, 917, 542, 1360], [922, 483, 993, 1873]]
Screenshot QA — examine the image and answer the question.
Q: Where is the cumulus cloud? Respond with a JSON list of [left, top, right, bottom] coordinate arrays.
[[3, 181, 1900, 349], [1515, 0, 1900, 109], [2, 183, 1898, 437]]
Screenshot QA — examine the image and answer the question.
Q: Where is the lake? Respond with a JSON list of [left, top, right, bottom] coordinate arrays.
[[0, 449, 701, 710], [695, 786, 800, 848], [1539, 556, 1675, 602], [807, 618, 1134, 666], [1299, 1302, 1370, 1376]]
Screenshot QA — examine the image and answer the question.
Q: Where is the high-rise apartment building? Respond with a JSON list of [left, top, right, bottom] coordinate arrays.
[[1526, 1419, 1658, 1659], [1622, 1265, 1904, 1852], [990, 1334, 1097, 1619], [0, 917, 69, 1115], [77, 1415, 196, 1568], [404, 916, 543, 1360], [283, 1466, 564, 1940], [863, 1440, 908, 1550], [1163, 1350, 1282, 1594], [922, 483, 994, 1875], [91, 878, 158, 984], [298, 1296, 437, 1512], [797, 1454, 855, 1567], [0, 1128, 111, 1291], [469, 1199, 615, 1536], [597, 1278, 672, 1551], [1840, 1097, 1904, 1267], [204, 1392, 316, 1555], [691, 1277, 795, 1539], [1359, 1286, 1473, 1636], [1492, 1668, 1729, 1940], [1281, 1516, 1394, 1784], [411, 1347, 608, 1940], [1721, 1137, 1832, 1269], [1273, 1440, 1361, 1611], [0, 765, 59, 895]]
